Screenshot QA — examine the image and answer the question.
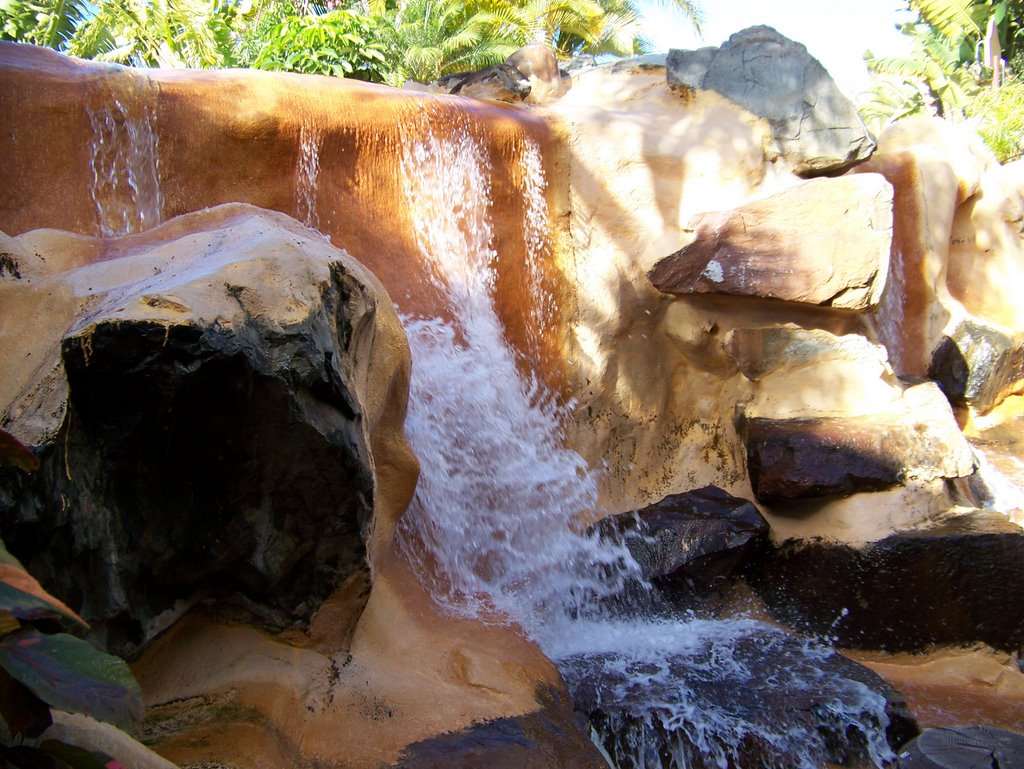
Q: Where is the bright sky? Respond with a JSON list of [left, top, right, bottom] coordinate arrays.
[[638, 0, 916, 97]]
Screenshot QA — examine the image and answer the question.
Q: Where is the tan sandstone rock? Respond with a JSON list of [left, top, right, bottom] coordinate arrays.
[[648, 175, 893, 309]]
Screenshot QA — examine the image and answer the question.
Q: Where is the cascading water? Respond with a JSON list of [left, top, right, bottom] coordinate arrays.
[[297, 122, 322, 231], [87, 75, 163, 237], [394, 106, 899, 769]]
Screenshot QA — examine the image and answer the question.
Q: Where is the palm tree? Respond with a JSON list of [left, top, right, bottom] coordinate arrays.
[[0, 0, 92, 49]]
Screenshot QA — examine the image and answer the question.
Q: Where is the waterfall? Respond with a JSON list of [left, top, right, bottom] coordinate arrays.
[[297, 123, 322, 231], [87, 75, 163, 237], [393, 111, 896, 769]]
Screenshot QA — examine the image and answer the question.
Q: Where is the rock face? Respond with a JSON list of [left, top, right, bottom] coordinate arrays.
[[724, 325, 891, 382], [929, 317, 1024, 414], [0, 204, 414, 655], [666, 26, 876, 176], [743, 382, 976, 504], [598, 486, 768, 590], [898, 726, 1024, 769], [648, 175, 893, 310], [746, 510, 1024, 652], [563, 629, 917, 769]]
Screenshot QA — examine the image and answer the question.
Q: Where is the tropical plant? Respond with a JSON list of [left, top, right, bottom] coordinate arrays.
[[252, 7, 389, 78], [69, 0, 239, 67], [0, 429, 144, 769], [374, 0, 522, 85], [965, 74, 1024, 160], [0, 0, 91, 49]]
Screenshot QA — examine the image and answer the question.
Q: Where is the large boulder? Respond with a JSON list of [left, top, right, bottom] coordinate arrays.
[[745, 509, 1024, 652], [666, 26, 876, 176], [0, 204, 414, 655], [648, 175, 893, 310], [742, 382, 976, 504]]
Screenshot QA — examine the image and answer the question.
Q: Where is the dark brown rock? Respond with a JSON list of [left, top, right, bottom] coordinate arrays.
[[742, 388, 976, 504], [744, 510, 1024, 652], [929, 317, 1024, 414], [898, 726, 1024, 769], [598, 485, 769, 591], [563, 628, 917, 769], [648, 175, 892, 310], [0, 206, 410, 657]]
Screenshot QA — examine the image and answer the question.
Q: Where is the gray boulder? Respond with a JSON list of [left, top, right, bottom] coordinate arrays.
[[666, 26, 875, 176]]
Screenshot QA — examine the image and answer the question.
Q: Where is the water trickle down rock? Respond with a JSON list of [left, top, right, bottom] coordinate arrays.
[[87, 71, 163, 237]]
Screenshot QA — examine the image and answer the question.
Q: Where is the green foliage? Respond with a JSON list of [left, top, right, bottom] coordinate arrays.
[[253, 8, 389, 79], [965, 76, 1024, 160], [0, 0, 91, 49], [379, 0, 521, 85], [71, 0, 240, 67], [0, 429, 142, 768], [860, 0, 1024, 161]]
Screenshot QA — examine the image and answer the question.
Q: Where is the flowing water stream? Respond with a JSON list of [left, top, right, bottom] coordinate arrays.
[[87, 75, 163, 237], [392, 111, 898, 769]]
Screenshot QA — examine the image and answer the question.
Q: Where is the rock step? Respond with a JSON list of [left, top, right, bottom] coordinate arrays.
[[745, 510, 1024, 652]]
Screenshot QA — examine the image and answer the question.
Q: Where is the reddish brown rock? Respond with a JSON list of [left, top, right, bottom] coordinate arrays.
[[743, 383, 975, 504], [648, 175, 893, 309]]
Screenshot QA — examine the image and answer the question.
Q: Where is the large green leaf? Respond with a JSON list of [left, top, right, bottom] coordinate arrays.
[[0, 428, 38, 472], [0, 541, 87, 628], [0, 629, 143, 730]]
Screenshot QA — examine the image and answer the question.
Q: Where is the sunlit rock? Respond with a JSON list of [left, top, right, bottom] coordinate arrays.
[[930, 317, 1024, 414], [648, 175, 893, 309], [667, 26, 876, 176], [0, 204, 415, 655], [724, 324, 891, 382], [747, 510, 1024, 652]]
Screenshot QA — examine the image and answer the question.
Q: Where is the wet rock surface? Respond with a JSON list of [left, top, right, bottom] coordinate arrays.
[[666, 26, 876, 176], [597, 486, 768, 592], [929, 317, 1024, 414], [898, 725, 1024, 769], [742, 383, 976, 503], [745, 510, 1024, 652], [648, 175, 892, 310], [563, 628, 917, 769], [390, 686, 606, 769], [0, 205, 408, 657]]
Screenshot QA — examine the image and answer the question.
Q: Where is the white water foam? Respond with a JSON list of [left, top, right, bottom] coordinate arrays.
[[88, 76, 163, 237], [393, 111, 895, 768]]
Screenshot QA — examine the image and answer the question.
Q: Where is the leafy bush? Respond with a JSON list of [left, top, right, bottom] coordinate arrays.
[[252, 9, 389, 81], [965, 78, 1024, 161], [0, 429, 143, 769]]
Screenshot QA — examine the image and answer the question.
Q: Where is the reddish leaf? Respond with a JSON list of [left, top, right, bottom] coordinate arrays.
[[0, 665, 52, 739], [0, 429, 38, 472], [0, 542, 88, 629], [0, 629, 142, 730]]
